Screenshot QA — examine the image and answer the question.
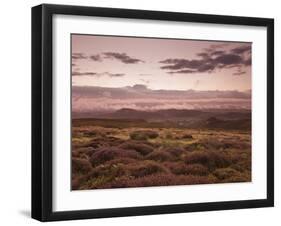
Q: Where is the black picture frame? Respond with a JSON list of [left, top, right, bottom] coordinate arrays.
[[32, 3, 274, 222]]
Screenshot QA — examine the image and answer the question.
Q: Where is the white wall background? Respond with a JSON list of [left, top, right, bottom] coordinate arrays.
[[0, 0, 279, 225]]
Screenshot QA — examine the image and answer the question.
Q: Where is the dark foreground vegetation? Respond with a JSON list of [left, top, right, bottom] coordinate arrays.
[[72, 115, 251, 190]]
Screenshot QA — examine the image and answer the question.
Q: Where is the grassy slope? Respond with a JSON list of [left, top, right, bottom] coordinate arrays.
[[71, 118, 251, 190]]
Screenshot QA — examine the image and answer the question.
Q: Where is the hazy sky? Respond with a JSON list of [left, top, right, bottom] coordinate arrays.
[[72, 34, 251, 91]]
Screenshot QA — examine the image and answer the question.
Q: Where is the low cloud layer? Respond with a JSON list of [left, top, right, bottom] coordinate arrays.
[[72, 85, 251, 113]]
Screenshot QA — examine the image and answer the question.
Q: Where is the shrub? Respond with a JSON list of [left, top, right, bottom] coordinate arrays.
[[83, 176, 115, 189], [83, 130, 99, 137], [213, 167, 238, 180], [184, 151, 231, 170], [200, 138, 223, 149], [213, 167, 250, 182], [144, 130, 159, 139], [222, 149, 251, 172], [182, 134, 193, 139], [129, 130, 159, 140], [72, 178, 80, 190], [87, 136, 124, 148], [72, 158, 92, 174], [81, 127, 117, 137], [98, 173, 217, 188], [184, 138, 235, 151], [165, 147, 185, 157], [193, 138, 251, 151], [231, 160, 251, 172], [78, 162, 129, 189], [184, 142, 206, 151], [86, 139, 100, 149], [119, 141, 154, 155], [146, 150, 174, 162], [164, 162, 208, 176], [184, 164, 209, 176], [126, 160, 168, 178], [72, 175, 88, 190], [165, 132, 174, 139], [72, 151, 81, 158], [90, 147, 141, 166], [129, 131, 148, 140], [72, 147, 95, 158], [90, 163, 126, 179], [106, 157, 138, 165]]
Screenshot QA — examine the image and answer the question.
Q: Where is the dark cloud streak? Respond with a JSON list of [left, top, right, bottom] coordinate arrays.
[[160, 44, 251, 75], [90, 54, 102, 62], [72, 53, 87, 60], [103, 52, 144, 64], [72, 72, 98, 76], [231, 45, 251, 54], [81, 52, 146, 64], [233, 71, 246, 76], [72, 71, 125, 77], [104, 72, 125, 77]]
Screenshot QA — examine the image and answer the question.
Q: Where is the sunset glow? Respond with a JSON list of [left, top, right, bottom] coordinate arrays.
[[72, 34, 251, 91]]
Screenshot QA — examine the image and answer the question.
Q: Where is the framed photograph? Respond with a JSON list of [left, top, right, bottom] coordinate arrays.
[[32, 4, 274, 221]]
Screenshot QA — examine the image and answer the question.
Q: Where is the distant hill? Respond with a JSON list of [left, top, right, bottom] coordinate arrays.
[[72, 113, 251, 131], [104, 108, 205, 120], [189, 116, 251, 130], [73, 108, 251, 131]]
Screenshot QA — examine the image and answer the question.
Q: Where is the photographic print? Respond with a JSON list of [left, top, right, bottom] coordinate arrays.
[[32, 4, 273, 221], [71, 34, 252, 190]]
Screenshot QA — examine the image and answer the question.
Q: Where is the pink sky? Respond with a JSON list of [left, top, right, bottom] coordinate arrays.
[[72, 34, 251, 91]]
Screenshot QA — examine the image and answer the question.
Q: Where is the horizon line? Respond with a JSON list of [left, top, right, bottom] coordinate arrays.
[[72, 84, 252, 93]]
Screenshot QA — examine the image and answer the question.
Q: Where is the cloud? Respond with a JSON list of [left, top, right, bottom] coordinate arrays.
[[72, 85, 251, 113], [231, 45, 251, 54], [139, 73, 152, 76], [233, 71, 246, 76], [103, 52, 144, 64], [202, 43, 229, 54], [72, 53, 87, 60], [168, 69, 197, 74], [72, 72, 98, 76], [208, 43, 230, 49], [160, 58, 216, 73], [72, 85, 251, 100], [140, 79, 150, 84], [210, 50, 225, 56], [196, 52, 209, 58], [244, 57, 252, 66], [104, 72, 125, 77], [159, 44, 251, 75], [72, 71, 125, 77], [90, 54, 102, 62], [214, 53, 243, 65], [131, 84, 148, 90], [73, 52, 145, 65], [197, 50, 225, 58]]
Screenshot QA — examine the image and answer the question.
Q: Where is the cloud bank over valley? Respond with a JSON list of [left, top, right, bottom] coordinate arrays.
[[72, 85, 251, 113]]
